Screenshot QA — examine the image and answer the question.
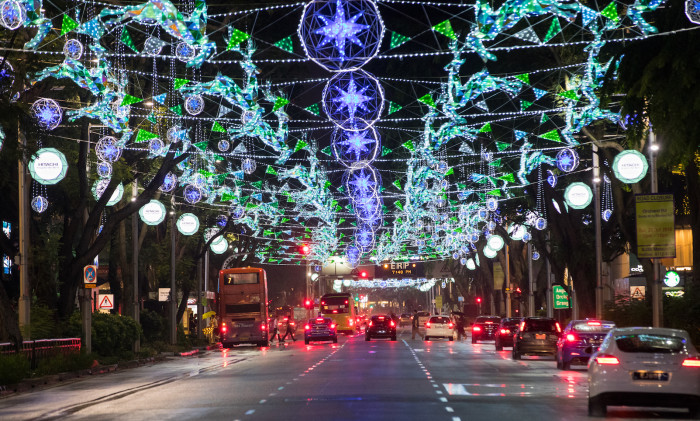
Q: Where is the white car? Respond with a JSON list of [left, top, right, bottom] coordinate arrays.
[[588, 327, 700, 418], [424, 316, 454, 341]]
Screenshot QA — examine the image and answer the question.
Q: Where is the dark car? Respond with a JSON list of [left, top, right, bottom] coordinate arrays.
[[556, 319, 615, 369], [304, 317, 338, 344], [365, 315, 397, 341], [512, 317, 561, 359], [471, 316, 501, 344], [494, 317, 521, 350], [399, 313, 412, 326]]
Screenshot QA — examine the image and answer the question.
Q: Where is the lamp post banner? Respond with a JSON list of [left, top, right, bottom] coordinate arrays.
[[635, 194, 675, 258]]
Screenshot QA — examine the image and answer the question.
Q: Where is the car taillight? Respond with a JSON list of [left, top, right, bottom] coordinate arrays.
[[330, 324, 336, 329], [682, 357, 700, 367], [519, 321, 525, 331], [555, 322, 561, 333], [349, 318, 354, 325], [333, 310, 338, 313], [595, 354, 620, 365], [587, 321, 601, 326], [283, 317, 288, 321], [390, 320, 396, 327], [500, 328, 510, 334], [448, 322, 453, 328], [473, 326, 481, 332], [425, 322, 431, 328], [316, 318, 324, 322], [221, 324, 227, 333], [305, 324, 311, 330], [260, 324, 266, 330], [369, 321, 373, 327], [566, 333, 577, 342]]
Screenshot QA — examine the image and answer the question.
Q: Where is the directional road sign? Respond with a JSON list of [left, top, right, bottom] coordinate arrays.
[[553, 285, 570, 309]]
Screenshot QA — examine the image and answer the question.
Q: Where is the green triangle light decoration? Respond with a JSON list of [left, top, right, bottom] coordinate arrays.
[[520, 99, 533, 110], [120, 94, 143, 106], [540, 129, 561, 142], [120, 27, 138, 52], [294, 139, 308, 153], [390, 31, 410, 48], [514, 73, 530, 84], [134, 129, 158, 143], [146, 113, 157, 124], [252, 181, 263, 189], [170, 104, 183, 115], [211, 121, 226, 133], [266, 166, 277, 176], [541, 114, 550, 124], [445, 167, 454, 176], [488, 158, 502, 167], [273, 97, 289, 112], [600, 2, 619, 22], [559, 90, 580, 101], [227, 28, 250, 50], [388, 101, 402, 114], [321, 146, 332, 156], [478, 123, 492, 133], [543, 18, 562, 43], [496, 141, 510, 151], [173, 78, 190, 90], [402, 140, 415, 151], [392, 179, 402, 190], [305, 103, 320, 115], [220, 192, 235, 202], [418, 94, 436, 108], [486, 189, 502, 197], [273, 36, 293, 53], [60, 15, 79, 36], [193, 141, 208, 151], [394, 200, 404, 211], [433, 20, 457, 40], [381, 146, 392, 156], [498, 173, 516, 183]]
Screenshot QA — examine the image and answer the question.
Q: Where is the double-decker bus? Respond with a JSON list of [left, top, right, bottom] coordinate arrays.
[[320, 292, 357, 335], [217, 267, 269, 347]]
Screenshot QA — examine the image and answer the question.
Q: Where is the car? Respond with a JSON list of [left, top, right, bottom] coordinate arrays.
[[425, 316, 454, 341], [304, 317, 338, 344], [399, 313, 412, 326], [557, 319, 615, 370], [416, 311, 431, 327], [471, 316, 501, 344], [512, 317, 561, 359], [365, 315, 397, 341], [494, 317, 521, 350], [588, 327, 700, 418]]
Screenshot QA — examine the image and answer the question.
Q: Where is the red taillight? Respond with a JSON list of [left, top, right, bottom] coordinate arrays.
[[425, 322, 431, 328], [305, 324, 311, 330], [316, 318, 324, 322], [321, 301, 325, 305], [260, 324, 266, 330], [378, 316, 385, 320], [333, 310, 338, 313], [500, 328, 510, 334], [390, 320, 396, 327], [221, 324, 227, 333], [349, 318, 354, 325], [595, 354, 620, 365], [587, 321, 601, 326], [448, 322, 453, 328], [330, 324, 336, 329], [555, 322, 561, 333], [473, 326, 481, 332], [682, 357, 700, 367], [345, 300, 348, 304], [290, 322, 295, 326], [485, 321, 493, 324], [519, 321, 525, 331], [566, 333, 577, 342], [369, 321, 373, 327], [283, 317, 288, 321]]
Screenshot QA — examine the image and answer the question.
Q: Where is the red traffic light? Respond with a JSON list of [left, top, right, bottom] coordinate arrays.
[[300, 244, 310, 255], [359, 270, 368, 278], [304, 299, 313, 309], [476, 297, 482, 304]]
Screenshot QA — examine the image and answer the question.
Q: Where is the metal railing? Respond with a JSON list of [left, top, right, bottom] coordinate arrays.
[[0, 338, 81, 369]]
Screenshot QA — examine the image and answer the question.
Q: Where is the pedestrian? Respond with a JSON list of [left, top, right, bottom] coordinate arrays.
[[279, 316, 296, 342], [411, 310, 423, 340], [455, 314, 465, 340], [271, 315, 279, 344]]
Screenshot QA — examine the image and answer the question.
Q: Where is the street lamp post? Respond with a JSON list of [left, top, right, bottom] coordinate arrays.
[[505, 243, 511, 318], [170, 210, 177, 345], [593, 144, 604, 319], [649, 131, 662, 327]]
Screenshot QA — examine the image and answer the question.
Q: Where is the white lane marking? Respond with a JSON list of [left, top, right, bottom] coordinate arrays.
[[278, 386, 284, 390], [245, 409, 255, 415], [269, 393, 276, 396], [446, 407, 454, 412], [436, 391, 443, 395], [453, 417, 461, 421], [259, 399, 266, 404], [440, 397, 448, 402]]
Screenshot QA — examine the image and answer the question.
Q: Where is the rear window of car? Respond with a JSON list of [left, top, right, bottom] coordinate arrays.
[[523, 319, 558, 332], [429, 317, 450, 324], [417, 312, 430, 317], [475, 317, 501, 324], [310, 318, 331, 325], [501, 319, 521, 328], [572, 321, 615, 333], [615, 334, 686, 353], [371, 315, 390, 322]]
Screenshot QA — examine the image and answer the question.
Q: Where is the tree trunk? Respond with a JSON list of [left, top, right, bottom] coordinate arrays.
[[0, 282, 22, 349]]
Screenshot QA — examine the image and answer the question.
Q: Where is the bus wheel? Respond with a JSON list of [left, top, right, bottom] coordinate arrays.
[[259, 340, 269, 347]]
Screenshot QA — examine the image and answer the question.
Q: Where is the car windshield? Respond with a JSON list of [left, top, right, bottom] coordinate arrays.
[[475, 317, 500, 324], [501, 320, 520, 328], [429, 317, 450, 324], [572, 321, 615, 333], [523, 319, 557, 332], [615, 334, 686, 353]]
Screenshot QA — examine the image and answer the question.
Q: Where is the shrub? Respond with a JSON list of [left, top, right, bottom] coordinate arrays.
[[0, 354, 30, 385], [140, 309, 166, 343], [29, 304, 58, 339], [34, 352, 95, 377], [65, 311, 142, 357], [603, 296, 651, 327]]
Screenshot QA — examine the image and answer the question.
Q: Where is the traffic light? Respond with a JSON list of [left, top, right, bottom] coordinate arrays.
[[359, 270, 368, 278], [476, 297, 482, 304], [304, 298, 313, 309], [300, 243, 310, 255]]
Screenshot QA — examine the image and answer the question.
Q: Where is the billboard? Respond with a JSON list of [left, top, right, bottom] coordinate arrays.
[[635, 194, 675, 258]]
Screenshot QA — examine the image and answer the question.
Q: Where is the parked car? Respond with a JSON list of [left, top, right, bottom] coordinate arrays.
[[365, 315, 397, 341], [471, 316, 501, 344], [304, 316, 338, 344], [494, 317, 521, 350], [557, 319, 615, 370], [512, 317, 561, 360], [588, 327, 700, 417], [425, 316, 454, 341]]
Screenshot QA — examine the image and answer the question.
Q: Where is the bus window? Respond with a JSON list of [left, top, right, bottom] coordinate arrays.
[[321, 297, 350, 314], [224, 272, 259, 285]]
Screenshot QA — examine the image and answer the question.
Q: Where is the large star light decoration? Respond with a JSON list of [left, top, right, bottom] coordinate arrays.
[[332, 76, 370, 121], [339, 130, 374, 161], [314, 0, 369, 63], [349, 169, 376, 195]]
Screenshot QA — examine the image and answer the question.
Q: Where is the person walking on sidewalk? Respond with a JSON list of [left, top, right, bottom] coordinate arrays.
[[411, 310, 424, 340], [279, 316, 296, 342]]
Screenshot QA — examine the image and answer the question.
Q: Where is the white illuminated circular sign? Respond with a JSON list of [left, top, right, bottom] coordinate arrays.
[[29, 147, 67, 185], [92, 180, 123, 206], [487, 234, 505, 251], [613, 150, 648, 184], [483, 245, 498, 258], [210, 237, 228, 254], [564, 182, 593, 209], [176, 213, 199, 235], [663, 271, 680, 287], [138, 200, 166, 225]]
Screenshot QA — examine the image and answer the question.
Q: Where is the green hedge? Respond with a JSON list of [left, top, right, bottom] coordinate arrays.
[[67, 312, 142, 357], [0, 354, 30, 385]]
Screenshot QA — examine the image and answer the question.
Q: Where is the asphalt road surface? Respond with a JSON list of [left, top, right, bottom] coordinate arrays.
[[0, 327, 693, 420]]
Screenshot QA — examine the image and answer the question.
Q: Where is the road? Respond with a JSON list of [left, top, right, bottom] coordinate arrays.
[[0, 327, 691, 420]]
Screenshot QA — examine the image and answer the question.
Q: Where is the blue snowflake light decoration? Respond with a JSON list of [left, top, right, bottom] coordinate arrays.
[[241, 158, 257, 174], [175, 42, 196, 62], [556, 148, 579, 172], [159, 172, 177, 192], [183, 184, 202, 204], [332, 125, 379, 166], [31, 195, 48, 213], [63, 39, 83, 60], [96, 161, 112, 178], [298, 0, 384, 72], [686, 0, 700, 23], [230, 205, 245, 219], [185, 95, 204, 115], [216, 214, 228, 228], [31, 98, 62, 130], [0, 0, 25, 30], [322, 70, 384, 129], [95, 136, 122, 162]]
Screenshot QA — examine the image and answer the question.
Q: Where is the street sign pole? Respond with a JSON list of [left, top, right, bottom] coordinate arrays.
[[82, 288, 91, 354]]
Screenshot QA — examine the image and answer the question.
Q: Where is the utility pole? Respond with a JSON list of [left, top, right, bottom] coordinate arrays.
[[593, 144, 604, 319], [197, 257, 203, 340], [170, 211, 177, 345], [17, 122, 30, 337], [546, 233, 553, 318], [505, 244, 511, 318], [649, 130, 662, 327], [132, 180, 139, 352], [527, 242, 535, 316]]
